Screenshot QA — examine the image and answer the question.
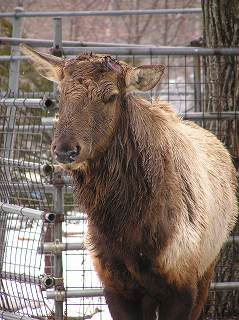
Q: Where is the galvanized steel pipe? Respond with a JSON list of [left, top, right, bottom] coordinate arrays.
[[0, 97, 54, 109], [1, 8, 202, 18], [39, 242, 85, 254], [0, 37, 154, 48], [0, 157, 54, 176], [0, 201, 55, 222], [63, 46, 239, 56], [46, 281, 239, 300]]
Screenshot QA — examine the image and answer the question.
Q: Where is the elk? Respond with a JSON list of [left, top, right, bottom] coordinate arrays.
[[21, 44, 238, 320]]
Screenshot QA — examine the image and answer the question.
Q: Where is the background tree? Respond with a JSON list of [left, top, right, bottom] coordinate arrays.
[[202, 1, 239, 318], [202, 0, 239, 157]]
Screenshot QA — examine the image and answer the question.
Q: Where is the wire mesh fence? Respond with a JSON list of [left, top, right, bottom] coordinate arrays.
[[0, 93, 56, 319], [0, 46, 238, 320], [0, 209, 54, 319]]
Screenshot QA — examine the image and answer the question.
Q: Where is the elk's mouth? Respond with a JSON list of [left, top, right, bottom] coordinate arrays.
[[58, 160, 88, 171]]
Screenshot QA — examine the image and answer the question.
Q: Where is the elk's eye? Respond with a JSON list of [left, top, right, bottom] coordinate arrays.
[[103, 93, 118, 104]]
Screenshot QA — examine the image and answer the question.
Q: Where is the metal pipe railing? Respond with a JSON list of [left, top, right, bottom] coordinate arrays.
[[39, 242, 85, 254], [0, 157, 54, 175], [63, 46, 239, 56], [0, 98, 55, 109], [46, 281, 239, 300], [0, 37, 153, 48], [0, 125, 53, 131], [46, 288, 104, 300], [1, 8, 202, 18], [0, 201, 55, 222]]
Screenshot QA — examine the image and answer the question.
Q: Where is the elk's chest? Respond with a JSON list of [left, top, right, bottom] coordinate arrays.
[[88, 222, 155, 296]]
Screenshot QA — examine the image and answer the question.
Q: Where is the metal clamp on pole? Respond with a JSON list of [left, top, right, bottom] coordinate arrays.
[[41, 275, 55, 289], [40, 239, 63, 255], [41, 275, 64, 289], [53, 289, 65, 302]]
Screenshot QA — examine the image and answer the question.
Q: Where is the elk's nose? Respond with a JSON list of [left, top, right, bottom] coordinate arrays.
[[53, 145, 80, 164]]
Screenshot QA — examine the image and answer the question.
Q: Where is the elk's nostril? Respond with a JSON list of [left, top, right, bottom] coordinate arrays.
[[76, 145, 80, 156], [67, 145, 80, 162], [53, 145, 80, 164]]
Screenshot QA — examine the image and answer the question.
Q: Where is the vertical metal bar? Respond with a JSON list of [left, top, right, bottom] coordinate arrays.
[[52, 17, 63, 97], [4, 7, 24, 159], [52, 17, 64, 320], [8, 7, 24, 94], [193, 55, 202, 112], [53, 181, 64, 320]]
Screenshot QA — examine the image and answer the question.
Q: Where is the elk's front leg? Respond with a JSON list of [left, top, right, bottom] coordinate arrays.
[[92, 255, 144, 320], [128, 263, 196, 320], [104, 289, 143, 320], [157, 286, 195, 320]]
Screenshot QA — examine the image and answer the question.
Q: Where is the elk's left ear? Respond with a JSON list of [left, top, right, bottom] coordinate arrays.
[[19, 44, 65, 82], [125, 65, 165, 92]]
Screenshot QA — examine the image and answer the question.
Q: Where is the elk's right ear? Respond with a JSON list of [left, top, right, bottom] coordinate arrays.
[[19, 44, 64, 82], [125, 64, 165, 92]]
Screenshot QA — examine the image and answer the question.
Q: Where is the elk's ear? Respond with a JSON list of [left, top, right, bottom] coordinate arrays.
[[19, 44, 64, 82], [125, 65, 165, 92]]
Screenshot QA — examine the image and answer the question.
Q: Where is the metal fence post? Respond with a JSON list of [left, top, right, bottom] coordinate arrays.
[[8, 6, 24, 94], [52, 17, 64, 320], [53, 176, 64, 320], [190, 39, 202, 112], [52, 17, 63, 97], [4, 6, 24, 159], [193, 55, 202, 112]]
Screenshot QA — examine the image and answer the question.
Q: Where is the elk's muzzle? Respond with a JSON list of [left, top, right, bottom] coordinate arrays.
[[52, 143, 80, 164]]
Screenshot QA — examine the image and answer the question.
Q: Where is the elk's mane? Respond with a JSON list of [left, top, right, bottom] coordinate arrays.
[[72, 95, 181, 250]]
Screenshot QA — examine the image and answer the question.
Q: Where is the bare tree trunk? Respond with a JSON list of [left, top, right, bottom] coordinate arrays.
[[203, 0, 239, 112], [202, 0, 239, 162], [201, 2, 239, 318]]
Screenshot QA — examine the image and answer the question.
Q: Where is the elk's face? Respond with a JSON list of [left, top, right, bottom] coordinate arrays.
[[20, 45, 164, 170], [52, 56, 124, 167]]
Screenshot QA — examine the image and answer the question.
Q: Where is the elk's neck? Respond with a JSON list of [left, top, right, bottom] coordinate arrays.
[[72, 95, 167, 234]]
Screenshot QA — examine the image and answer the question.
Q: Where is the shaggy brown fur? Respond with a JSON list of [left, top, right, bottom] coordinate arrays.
[[20, 45, 238, 320], [72, 95, 238, 320]]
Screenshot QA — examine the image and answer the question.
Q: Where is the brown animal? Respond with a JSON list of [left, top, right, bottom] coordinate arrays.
[[21, 44, 238, 320]]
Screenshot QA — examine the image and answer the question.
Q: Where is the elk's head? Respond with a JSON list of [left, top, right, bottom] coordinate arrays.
[[20, 44, 164, 170]]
